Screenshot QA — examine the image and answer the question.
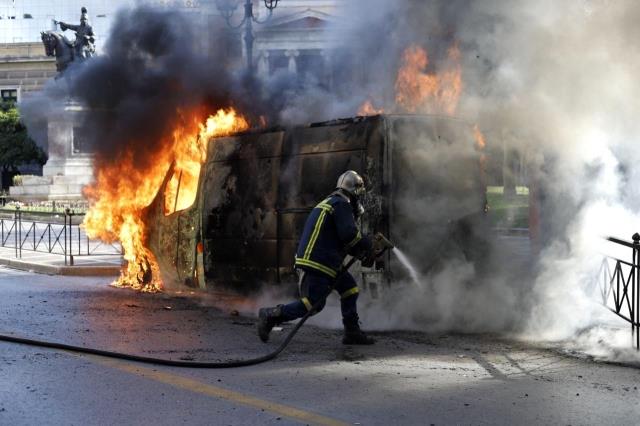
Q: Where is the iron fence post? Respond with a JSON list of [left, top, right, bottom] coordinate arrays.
[[70, 211, 74, 266], [17, 206, 22, 259], [64, 208, 68, 266], [633, 233, 640, 350], [14, 207, 18, 258], [18, 207, 22, 258], [77, 214, 80, 255]]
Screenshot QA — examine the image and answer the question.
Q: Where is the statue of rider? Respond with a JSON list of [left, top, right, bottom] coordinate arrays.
[[55, 7, 95, 60]]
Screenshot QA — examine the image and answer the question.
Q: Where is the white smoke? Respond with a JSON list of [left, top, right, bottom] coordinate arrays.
[[464, 1, 640, 350], [239, 0, 640, 361], [320, 0, 640, 360]]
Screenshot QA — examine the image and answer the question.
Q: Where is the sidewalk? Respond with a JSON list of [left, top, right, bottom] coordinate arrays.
[[0, 246, 121, 276]]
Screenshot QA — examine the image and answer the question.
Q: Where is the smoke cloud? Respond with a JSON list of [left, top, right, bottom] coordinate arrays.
[[18, 1, 640, 360], [324, 0, 640, 360], [21, 6, 274, 166], [261, 0, 640, 361]]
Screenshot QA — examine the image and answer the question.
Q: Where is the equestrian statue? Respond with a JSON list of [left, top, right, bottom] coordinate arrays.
[[41, 7, 95, 74]]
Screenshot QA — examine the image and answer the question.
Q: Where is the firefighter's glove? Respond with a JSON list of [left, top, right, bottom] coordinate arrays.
[[361, 255, 375, 268], [360, 245, 376, 268]]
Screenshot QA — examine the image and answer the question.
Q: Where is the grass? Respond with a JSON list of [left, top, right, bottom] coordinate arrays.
[[486, 185, 529, 229]]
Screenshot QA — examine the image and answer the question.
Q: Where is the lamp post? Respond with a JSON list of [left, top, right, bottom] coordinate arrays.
[[215, 0, 280, 74]]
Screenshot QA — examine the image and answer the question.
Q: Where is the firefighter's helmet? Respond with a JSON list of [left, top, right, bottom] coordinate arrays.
[[336, 170, 365, 197], [336, 170, 365, 217]]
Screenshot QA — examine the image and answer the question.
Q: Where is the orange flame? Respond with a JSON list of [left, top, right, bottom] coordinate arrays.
[[357, 42, 462, 116], [357, 99, 385, 116], [164, 109, 249, 215], [83, 108, 248, 292], [473, 124, 486, 150], [395, 43, 462, 115], [473, 124, 488, 199]]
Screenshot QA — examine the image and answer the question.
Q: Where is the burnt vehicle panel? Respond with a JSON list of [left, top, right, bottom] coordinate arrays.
[[202, 131, 284, 288], [146, 115, 487, 292]]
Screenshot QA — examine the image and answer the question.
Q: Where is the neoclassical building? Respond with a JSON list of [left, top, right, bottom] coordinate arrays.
[[0, 0, 343, 99], [252, 1, 341, 86], [200, 1, 342, 87], [4, 0, 344, 200]]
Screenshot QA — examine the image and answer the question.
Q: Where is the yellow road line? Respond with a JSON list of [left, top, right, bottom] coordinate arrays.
[[79, 353, 349, 426]]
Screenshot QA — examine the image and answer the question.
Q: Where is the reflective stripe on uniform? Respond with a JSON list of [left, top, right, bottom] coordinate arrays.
[[303, 209, 327, 259], [316, 202, 334, 213], [346, 230, 362, 249], [301, 297, 313, 311], [340, 287, 359, 299], [295, 257, 338, 278]]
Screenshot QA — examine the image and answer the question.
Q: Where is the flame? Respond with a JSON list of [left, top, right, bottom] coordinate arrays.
[[473, 124, 486, 150], [84, 108, 248, 292], [358, 99, 385, 116], [395, 43, 462, 115], [164, 109, 249, 215], [473, 124, 488, 200], [358, 42, 462, 116]]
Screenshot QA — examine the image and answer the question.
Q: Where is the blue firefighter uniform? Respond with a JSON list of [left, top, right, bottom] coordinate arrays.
[[279, 192, 372, 323], [257, 170, 377, 345]]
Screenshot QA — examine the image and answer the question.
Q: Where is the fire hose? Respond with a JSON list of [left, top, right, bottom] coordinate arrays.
[[0, 235, 394, 368]]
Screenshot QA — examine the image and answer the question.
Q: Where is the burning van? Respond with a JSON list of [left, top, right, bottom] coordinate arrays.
[[143, 114, 488, 293]]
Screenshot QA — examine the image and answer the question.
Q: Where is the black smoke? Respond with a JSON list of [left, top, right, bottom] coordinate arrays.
[[76, 7, 266, 167]]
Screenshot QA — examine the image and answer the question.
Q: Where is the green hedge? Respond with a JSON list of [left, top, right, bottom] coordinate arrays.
[[486, 186, 529, 229]]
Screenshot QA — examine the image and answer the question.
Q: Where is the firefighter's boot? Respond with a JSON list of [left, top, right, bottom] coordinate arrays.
[[257, 305, 284, 343], [342, 316, 375, 345]]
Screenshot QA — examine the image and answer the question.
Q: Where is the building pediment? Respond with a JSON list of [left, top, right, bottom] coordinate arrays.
[[261, 9, 334, 30]]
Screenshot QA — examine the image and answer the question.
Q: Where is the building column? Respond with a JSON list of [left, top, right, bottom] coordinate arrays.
[[257, 50, 270, 79], [320, 49, 333, 89], [285, 49, 299, 74]]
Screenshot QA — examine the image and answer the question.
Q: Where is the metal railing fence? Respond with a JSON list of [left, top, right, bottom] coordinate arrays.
[[599, 233, 640, 350], [0, 206, 121, 266]]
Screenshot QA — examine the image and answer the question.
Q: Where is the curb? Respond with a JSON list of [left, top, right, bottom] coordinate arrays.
[[0, 257, 120, 277]]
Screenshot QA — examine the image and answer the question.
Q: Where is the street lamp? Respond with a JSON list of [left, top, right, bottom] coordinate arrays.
[[215, 0, 280, 74]]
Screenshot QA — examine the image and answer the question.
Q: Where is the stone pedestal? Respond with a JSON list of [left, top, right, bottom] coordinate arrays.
[[9, 101, 93, 201]]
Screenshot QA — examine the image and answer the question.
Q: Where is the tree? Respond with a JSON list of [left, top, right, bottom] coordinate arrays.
[[0, 102, 47, 188]]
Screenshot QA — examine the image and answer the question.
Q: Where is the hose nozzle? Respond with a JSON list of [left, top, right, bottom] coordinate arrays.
[[373, 232, 394, 253], [371, 233, 394, 271]]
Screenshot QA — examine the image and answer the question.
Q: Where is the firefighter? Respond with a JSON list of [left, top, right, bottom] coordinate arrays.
[[257, 170, 377, 345]]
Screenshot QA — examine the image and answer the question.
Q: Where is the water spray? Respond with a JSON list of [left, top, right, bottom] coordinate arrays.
[[372, 231, 423, 288], [392, 247, 422, 288]]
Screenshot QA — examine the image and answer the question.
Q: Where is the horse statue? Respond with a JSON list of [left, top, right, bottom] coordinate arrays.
[[41, 31, 75, 74]]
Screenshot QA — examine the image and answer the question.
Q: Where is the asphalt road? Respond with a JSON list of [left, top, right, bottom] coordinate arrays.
[[0, 266, 639, 425]]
